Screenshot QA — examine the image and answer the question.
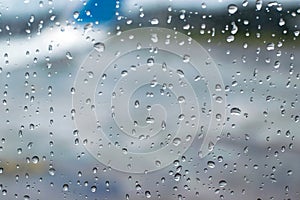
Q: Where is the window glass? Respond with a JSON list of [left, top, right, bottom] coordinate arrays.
[[0, 0, 299, 199]]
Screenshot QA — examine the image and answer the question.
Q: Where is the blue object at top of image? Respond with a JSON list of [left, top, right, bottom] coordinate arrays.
[[76, 0, 122, 24]]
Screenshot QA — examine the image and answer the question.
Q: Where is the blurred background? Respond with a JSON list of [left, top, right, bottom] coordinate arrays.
[[0, 0, 299, 199]]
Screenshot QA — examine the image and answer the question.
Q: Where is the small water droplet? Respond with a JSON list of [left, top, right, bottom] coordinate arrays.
[[150, 18, 159, 25], [207, 161, 215, 168], [147, 58, 155, 66], [48, 167, 56, 176], [174, 173, 181, 181], [219, 180, 227, 187], [145, 191, 151, 198], [173, 138, 181, 146], [94, 42, 105, 52], [274, 61, 280, 69], [266, 43, 275, 51], [161, 120, 166, 130], [176, 69, 185, 78], [91, 186, 97, 192], [73, 11, 79, 19], [228, 4, 238, 14], [230, 107, 241, 115], [32, 156, 39, 164], [62, 184, 69, 192], [155, 160, 161, 167], [121, 70, 128, 77], [183, 55, 190, 63], [256, 0, 262, 11], [226, 35, 235, 43], [66, 52, 73, 60], [177, 96, 185, 103]]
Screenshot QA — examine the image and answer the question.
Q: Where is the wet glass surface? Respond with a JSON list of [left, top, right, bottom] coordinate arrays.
[[0, 0, 299, 199]]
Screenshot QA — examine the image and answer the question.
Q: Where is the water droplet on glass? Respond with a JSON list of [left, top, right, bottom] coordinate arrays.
[[228, 4, 238, 14], [279, 18, 285, 26], [94, 42, 105, 53], [155, 160, 161, 167], [256, 0, 262, 11], [62, 184, 69, 192], [24, 195, 30, 200], [121, 70, 128, 77], [183, 55, 190, 63], [226, 35, 235, 43], [274, 61, 280, 69], [161, 120, 166, 130], [66, 52, 73, 60], [174, 173, 181, 181], [134, 100, 140, 108], [49, 168, 56, 176], [91, 186, 97, 192], [32, 156, 39, 164], [207, 161, 216, 168], [173, 138, 181, 146], [145, 191, 151, 198], [150, 18, 159, 25], [230, 107, 241, 115], [146, 117, 155, 124], [266, 43, 275, 51], [219, 180, 227, 187], [147, 58, 155, 66], [177, 96, 185, 103], [176, 69, 185, 78], [73, 11, 79, 19]]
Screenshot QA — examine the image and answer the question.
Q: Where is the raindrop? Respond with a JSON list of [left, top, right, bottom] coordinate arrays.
[[24, 195, 30, 200], [150, 18, 159, 25], [146, 117, 155, 124], [177, 96, 185, 103], [219, 180, 227, 187], [147, 58, 155, 66], [176, 69, 185, 77], [226, 35, 235, 43], [274, 61, 280, 69], [279, 18, 285, 26], [173, 138, 181, 146], [155, 160, 161, 167], [266, 43, 275, 51], [32, 156, 39, 164], [94, 42, 105, 53], [207, 161, 216, 168], [66, 52, 73, 60], [174, 173, 181, 181], [121, 70, 128, 77], [145, 191, 151, 198], [228, 4, 238, 14], [161, 120, 166, 130], [73, 11, 79, 19], [183, 55, 190, 63], [256, 0, 262, 11], [134, 100, 140, 108], [48, 168, 56, 176], [62, 184, 69, 192], [91, 186, 97, 193], [230, 107, 241, 115]]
